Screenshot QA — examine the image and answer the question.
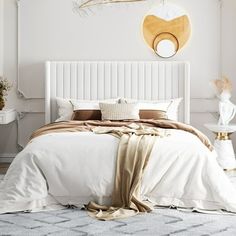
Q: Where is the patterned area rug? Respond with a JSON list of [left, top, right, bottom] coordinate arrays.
[[0, 208, 236, 236], [0, 174, 235, 236]]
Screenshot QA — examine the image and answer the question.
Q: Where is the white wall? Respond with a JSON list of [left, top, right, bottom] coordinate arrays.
[[221, 0, 236, 148], [1, 0, 235, 160], [0, 0, 19, 159], [222, 0, 236, 101], [0, 0, 18, 161], [17, 0, 220, 99], [0, 0, 3, 75]]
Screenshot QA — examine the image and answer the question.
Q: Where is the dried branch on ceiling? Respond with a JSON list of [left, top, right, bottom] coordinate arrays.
[[73, 0, 145, 11]]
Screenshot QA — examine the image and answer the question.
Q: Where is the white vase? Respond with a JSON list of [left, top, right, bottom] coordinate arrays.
[[218, 91, 236, 126]]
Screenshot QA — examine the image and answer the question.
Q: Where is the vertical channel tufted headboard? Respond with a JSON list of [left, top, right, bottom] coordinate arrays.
[[45, 61, 190, 124]]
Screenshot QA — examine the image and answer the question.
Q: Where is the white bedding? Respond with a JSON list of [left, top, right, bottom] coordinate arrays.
[[1, 129, 236, 214]]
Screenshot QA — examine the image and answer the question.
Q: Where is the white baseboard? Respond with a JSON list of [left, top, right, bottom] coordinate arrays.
[[0, 153, 17, 163]]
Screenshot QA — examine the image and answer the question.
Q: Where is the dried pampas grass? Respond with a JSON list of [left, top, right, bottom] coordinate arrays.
[[213, 76, 232, 94]]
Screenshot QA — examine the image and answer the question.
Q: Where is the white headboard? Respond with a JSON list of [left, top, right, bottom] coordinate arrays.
[[45, 61, 190, 124]]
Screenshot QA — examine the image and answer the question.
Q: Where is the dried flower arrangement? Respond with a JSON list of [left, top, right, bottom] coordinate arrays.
[[0, 77, 12, 110], [213, 76, 232, 95]]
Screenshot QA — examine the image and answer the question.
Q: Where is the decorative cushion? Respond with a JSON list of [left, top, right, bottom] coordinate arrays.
[[71, 110, 102, 121], [99, 103, 140, 120], [56, 98, 74, 122], [55, 97, 118, 122], [71, 109, 167, 121], [118, 97, 182, 121], [139, 110, 167, 120]]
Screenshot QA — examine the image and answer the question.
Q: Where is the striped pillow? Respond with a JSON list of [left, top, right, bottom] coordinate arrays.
[[99, 103, 140, 120]]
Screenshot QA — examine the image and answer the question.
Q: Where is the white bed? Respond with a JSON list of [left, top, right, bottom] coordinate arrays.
[[1, 61, 236, 215]]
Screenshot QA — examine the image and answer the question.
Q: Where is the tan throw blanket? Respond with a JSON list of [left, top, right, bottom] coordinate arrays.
[[85, 124, 166, 220], [30, 119, 213, 220], [31, 119, 213, 151]]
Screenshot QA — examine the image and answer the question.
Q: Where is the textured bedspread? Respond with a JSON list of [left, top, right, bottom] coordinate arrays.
[[0, 120, 236, 215]]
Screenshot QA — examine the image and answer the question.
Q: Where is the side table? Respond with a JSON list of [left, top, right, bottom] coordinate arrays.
[[0, 109, 16, 124], [205, 123, 236, 171]]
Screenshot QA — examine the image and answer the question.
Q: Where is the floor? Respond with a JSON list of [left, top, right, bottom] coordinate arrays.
[[0, 165, 236, 236], [0, 162, 10, 174], [0, 207, 236, 236]]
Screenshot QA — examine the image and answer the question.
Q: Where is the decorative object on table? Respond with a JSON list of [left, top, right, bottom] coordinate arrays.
[[205, 123, 236, 171], [0, 77, 12, 110], [212, 77, 236, 126], [142, 0, 191, 58]]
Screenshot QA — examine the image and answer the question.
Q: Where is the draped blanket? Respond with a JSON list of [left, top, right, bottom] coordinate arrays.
[[86, 124, 163, 220], [31, 119, 213, 151], [29, 119, 213, 220]]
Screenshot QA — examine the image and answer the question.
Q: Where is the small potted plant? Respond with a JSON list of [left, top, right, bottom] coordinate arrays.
[[0, 77, 12, 110]]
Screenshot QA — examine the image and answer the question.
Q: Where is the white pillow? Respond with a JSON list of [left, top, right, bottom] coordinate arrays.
[[55, 97, 118, 122], [118, 98, 182, 121], [99, 103, 140, 120], [56, 97, 73, 122], [166, 98, 182, 121]]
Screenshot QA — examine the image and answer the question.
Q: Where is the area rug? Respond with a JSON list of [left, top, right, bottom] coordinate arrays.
[[0, 207, 235, 235], [0, 173, 235, 235]]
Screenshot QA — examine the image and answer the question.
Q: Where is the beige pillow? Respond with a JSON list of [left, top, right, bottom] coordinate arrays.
[[99, 103, 140, 120], [118, 97, 182, 121]]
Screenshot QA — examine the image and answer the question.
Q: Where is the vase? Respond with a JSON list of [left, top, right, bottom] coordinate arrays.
[[0, 97, 5, 110], [218, 91, 236, 126]]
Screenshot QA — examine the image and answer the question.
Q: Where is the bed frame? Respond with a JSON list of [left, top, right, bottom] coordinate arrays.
[[45, 61, 190, 124]]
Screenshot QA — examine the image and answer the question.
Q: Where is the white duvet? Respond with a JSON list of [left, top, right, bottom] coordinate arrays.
[[1, 129, 236, 214]]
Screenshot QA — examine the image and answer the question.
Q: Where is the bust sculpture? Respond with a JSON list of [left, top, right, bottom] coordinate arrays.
[[213, 77, 236, 126]]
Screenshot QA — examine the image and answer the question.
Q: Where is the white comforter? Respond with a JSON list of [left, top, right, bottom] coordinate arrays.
[[1, 129, 236, 214]]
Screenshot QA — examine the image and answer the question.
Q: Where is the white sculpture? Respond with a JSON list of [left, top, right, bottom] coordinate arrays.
[[213, 77, 236, 126]]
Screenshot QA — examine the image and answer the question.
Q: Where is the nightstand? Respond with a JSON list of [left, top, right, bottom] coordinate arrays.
[[0, 109, 16, 124], [205, 123, 236, 171]]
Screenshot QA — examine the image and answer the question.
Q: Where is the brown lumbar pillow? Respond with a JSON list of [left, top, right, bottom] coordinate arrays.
[[139, 110, 167, 120], [72, 109, 167, 121], [71, 109, 102, 121]]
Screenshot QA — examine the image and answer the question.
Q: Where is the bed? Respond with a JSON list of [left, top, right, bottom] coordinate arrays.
[[1, 61, 236, 217]]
